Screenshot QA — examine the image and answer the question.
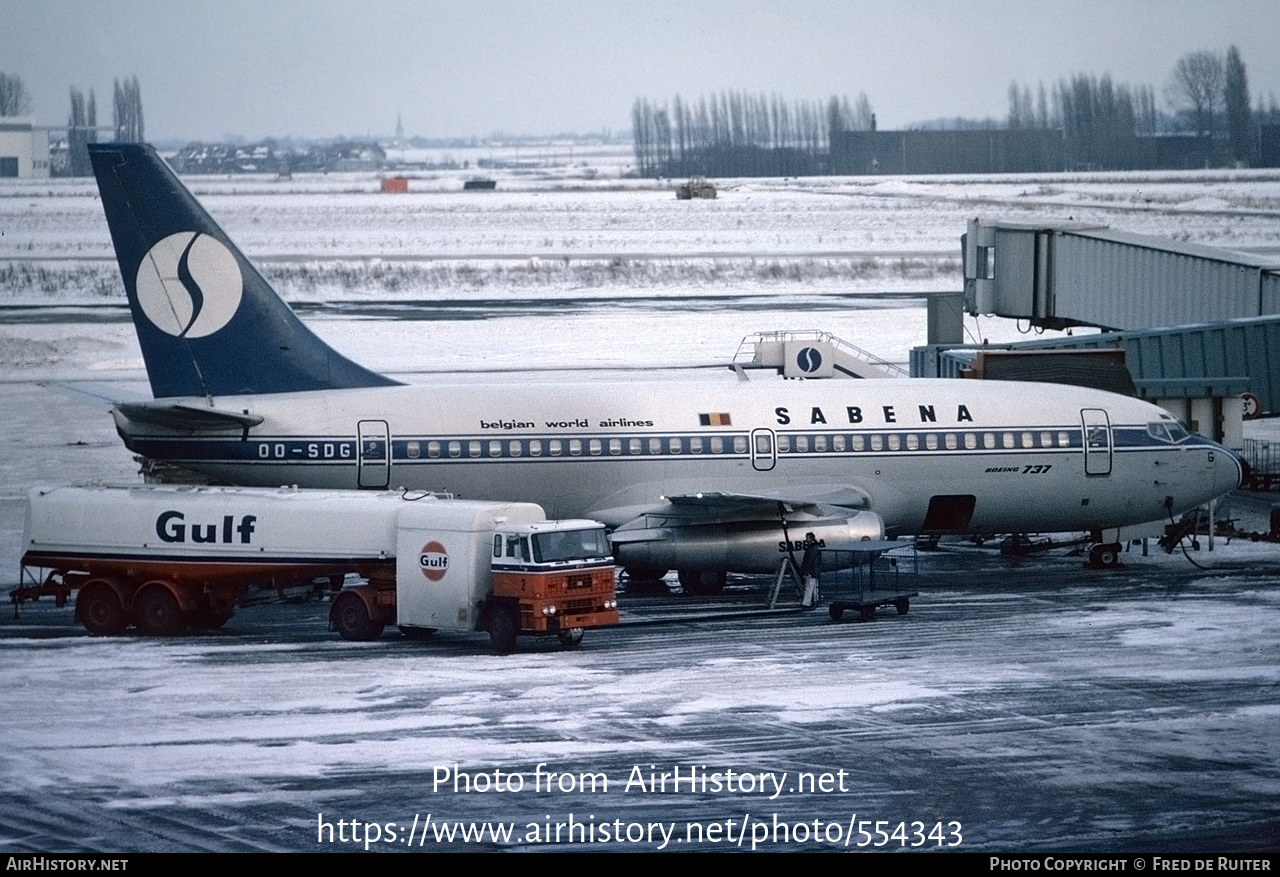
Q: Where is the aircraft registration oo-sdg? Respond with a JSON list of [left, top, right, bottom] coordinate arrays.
[[86, 143, 1243, 591]]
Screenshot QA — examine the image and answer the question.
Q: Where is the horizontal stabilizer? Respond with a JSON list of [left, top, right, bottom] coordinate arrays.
[[115, 401, 264, 431]]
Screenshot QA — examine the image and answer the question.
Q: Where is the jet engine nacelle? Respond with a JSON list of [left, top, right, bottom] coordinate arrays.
[[610, 511, 885, 574]]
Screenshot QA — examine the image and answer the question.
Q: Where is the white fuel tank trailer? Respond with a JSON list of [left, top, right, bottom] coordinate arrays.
[[16, 485, 618, 651]]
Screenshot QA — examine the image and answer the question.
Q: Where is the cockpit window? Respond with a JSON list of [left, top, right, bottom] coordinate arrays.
[[1147, 421, 1190, 443]]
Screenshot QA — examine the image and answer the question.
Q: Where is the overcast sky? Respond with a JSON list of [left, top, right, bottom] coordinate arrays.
[[4, 0, 1280, 141]]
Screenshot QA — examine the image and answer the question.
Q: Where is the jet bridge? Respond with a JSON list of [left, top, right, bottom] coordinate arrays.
[[963, 218, 1280, 331], [930, 218, 1280, 419]]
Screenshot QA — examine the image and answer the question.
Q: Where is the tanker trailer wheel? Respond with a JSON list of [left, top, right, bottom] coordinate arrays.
[[330, 592, 384, 642], [134, 583, 187, 636], [828, 603, 845, 622], [557, 627, 584, 649], [76, 579, 128, 636], [894, 597, 910, 616], [487, 602, 520, 655]]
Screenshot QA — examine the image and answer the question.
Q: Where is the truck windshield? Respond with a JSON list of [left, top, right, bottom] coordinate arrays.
[[530, 529, 609, 563]]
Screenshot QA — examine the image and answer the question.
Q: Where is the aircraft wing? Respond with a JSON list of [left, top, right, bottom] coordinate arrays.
[[607, 485, 872, 544], [661, 486, 871, 518]]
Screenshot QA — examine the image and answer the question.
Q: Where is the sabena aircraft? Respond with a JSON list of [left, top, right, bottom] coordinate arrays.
[[87, 143, 1243, 590]]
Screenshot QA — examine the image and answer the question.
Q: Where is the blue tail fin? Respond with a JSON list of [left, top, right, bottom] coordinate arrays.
[[88, 143, 398, 397]]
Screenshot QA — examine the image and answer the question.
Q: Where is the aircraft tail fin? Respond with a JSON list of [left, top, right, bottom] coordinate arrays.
[[88, 142, 398, 398]]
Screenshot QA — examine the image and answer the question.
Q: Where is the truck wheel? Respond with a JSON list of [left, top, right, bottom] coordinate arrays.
[[828, 603, 844, 622], [859, 604, 876, 622], [895, 597, 910, 616], [678, 568, 726, 596], [557, 627, 584, 649], [135, 585, 187, 636], [488, 603, 519, 655], [331, 592, 384, 642], [77, 580, 128, 636]]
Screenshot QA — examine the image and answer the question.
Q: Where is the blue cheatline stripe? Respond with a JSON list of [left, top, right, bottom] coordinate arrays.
[[128, 424, 1203, 468]]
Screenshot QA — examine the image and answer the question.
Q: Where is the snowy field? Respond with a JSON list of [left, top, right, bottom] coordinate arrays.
[[1, 164, 1279, 852]]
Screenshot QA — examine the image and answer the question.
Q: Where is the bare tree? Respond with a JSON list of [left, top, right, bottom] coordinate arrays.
[[1167, 50, 1225, 139], [0, 72, 33, 116], [1224, 45, 1252, 163], [113, 76, 145, 142]]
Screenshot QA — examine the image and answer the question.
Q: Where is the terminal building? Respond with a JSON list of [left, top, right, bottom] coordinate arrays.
[[0, 117, 51, 178]]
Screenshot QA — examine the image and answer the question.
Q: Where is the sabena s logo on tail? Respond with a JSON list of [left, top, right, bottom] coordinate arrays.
[[136, 232, 243, 338]]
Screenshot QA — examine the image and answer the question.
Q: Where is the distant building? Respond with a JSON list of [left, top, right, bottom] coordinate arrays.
[[173, 142, 281, 174], [830, 128, 1065, 175], [0, 117, 51, 178]]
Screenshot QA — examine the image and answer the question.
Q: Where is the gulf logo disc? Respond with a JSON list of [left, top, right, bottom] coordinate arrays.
[[419, 541, 449, 581]]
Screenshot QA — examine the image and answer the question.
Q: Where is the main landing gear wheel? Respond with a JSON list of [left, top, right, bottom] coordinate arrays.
[[135, 584, 187, 636], [487, 603, 520, 655], [331, 592, 384, 642], [77, 580, 128, 636], [557, 627, 585, 649], [1087, 543, 1123, 569], [678, 568, 727, 596]]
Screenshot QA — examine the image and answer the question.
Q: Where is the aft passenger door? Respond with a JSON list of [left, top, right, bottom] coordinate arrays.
[[357, 419, 390, 489], [1081, 409, 1112, 477]]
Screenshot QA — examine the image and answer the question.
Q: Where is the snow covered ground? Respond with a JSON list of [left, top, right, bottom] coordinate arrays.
[[1, 167, 1278, 852]]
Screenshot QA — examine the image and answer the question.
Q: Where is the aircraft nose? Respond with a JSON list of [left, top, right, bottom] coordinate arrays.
[[1229, 447, 1250, 490]]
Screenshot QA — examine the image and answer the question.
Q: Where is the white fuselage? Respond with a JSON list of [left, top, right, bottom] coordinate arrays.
[[115, 376, 1241, 537]]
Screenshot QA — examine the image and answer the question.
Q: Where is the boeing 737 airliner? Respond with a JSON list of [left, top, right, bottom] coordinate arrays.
[[86, 143, 1243, 590]]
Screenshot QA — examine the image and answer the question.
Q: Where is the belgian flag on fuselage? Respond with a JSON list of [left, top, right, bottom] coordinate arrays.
[[88, 143, 398, 398]]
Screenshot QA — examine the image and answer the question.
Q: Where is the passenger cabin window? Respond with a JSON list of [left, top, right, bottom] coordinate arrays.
[[609, 438, 622, 455], [777, 435, 791, 453], [568, 439, 582, 456], [711, 437, 724, 454], [814, 434, 827, 452], [907, 434, 919, 451], [733, 436, 748, 454], [965, 433, 977, 450], [529, 440, 542, 456], [489, 440, 502, 457], [870, 435, 883, 451], [669, 437, 682, 454], [469, 440, 482, 458], [448, 441, 461, 458], [406, 441, 421, 459], [427, 441, 441, 458], [690, 437, 703, 453], [629, 438, 642, 455], [588, 439, 602, 456], [509, 440, 522, 457], [549, 439, 562, 456], [945, 433, 957, 450], [649, 438, 661, 454], [833, 435, 846, 452]]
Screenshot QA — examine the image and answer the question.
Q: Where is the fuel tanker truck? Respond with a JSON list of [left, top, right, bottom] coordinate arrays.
[[14, 485, 618, 653]]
